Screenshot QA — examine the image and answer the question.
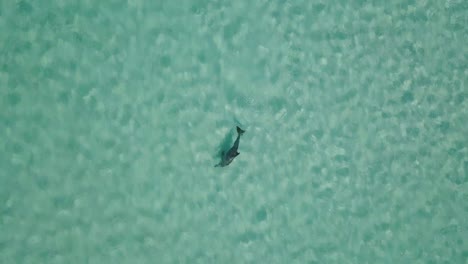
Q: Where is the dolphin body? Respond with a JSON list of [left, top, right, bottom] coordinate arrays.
[[215, 126, 245, 167]]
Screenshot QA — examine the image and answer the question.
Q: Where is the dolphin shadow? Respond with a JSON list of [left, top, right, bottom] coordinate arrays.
[[214, 129, 234, 159]]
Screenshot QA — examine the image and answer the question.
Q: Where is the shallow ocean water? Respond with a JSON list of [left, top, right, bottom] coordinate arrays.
[[1, 0, 467, 263]]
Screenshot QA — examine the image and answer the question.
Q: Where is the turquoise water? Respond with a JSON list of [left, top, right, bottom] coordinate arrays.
[[1, 0, 467, 263]]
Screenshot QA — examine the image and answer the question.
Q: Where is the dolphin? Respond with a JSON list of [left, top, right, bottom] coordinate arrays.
[[215, 126, 245, 167]]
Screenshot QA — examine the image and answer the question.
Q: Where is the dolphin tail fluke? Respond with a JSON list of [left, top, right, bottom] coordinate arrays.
[[236, 126, 245, 135]]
